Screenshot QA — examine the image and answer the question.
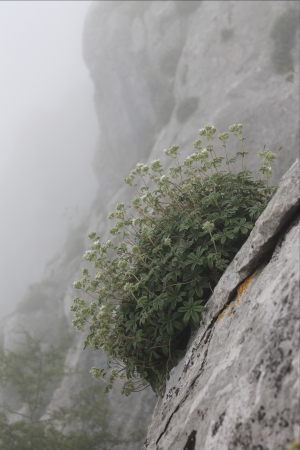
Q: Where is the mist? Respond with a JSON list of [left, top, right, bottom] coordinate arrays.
[[0, 1, 97, 317]]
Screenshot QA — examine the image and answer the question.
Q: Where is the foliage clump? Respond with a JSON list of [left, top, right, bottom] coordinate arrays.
[[270, 8, 299, 74], [71, 124, 276, 397]]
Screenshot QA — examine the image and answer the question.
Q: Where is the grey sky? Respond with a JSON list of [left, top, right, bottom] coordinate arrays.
[[0, 1, 98, 317]]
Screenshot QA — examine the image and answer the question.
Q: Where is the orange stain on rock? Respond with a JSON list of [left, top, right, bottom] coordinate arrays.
[[216, 274, 254, 323], [236, 275, 254, 305]]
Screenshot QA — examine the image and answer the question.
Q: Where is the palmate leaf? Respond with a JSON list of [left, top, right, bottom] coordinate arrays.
[[158, 310, 182, 335], [215, 257, 229, 271], [247, 203, 264, 218], [186, 245, 207, 270], [195, 286, 203, 297], [163, 284, 186, 309], [170, 269, 182, 283], [176, 239, 193, 254], [178, 298, 206, 324], [152, 295, 166, 311]]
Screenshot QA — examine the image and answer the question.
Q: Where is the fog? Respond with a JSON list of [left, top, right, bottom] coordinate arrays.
[[0, 1, 98, 317]]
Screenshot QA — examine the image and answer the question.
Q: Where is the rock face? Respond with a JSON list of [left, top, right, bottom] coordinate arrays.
[[0, 2, 299, 449], [83, 0, 299, 203], [143, 158, 300, 450]]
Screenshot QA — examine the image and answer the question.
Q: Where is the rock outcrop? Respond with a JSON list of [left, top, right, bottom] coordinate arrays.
[[143, 158, 299, 449]]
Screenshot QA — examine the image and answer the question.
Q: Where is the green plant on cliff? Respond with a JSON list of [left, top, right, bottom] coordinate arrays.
[[71, 124, 276, 397]]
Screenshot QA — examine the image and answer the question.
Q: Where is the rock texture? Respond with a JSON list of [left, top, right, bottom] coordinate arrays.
[[1, 2, 299, 449], [83, 0, 299, 203], [143, 158, 300, 449]]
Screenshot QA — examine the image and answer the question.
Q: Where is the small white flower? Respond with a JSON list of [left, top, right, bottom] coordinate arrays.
[[73, 281, 82, 290]]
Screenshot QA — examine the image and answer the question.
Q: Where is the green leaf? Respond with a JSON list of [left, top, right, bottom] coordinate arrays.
[[195, 286, 203, 297]]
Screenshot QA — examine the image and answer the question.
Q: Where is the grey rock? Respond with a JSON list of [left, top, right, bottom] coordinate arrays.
[[143, 159, 300, 449], [83, 0, 299, 201]]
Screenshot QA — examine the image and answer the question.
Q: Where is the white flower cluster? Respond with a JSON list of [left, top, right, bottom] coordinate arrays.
[[193, 139, 202, 150], [118, 259, 128, 269], [259, 147, 276, 179], [164, 237, 171, 246], [133, 163, 149, 175], [202, 221, 215, 234], [159, 175, 170, 186], [229, 124, 243, 135], [124, 282, 135, 292], [150, 159, 163, 172], [131, 245, 140, 255], [73, 281, 82, 290], [169, 166, 181, 178], [83, 250, 97, 262], [164, 145, 179, 158], [199, 125, 217, 140], [218, 132, 229, 144]]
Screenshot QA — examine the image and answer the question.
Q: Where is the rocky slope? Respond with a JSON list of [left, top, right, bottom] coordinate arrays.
[[1, 1, 299, 448]]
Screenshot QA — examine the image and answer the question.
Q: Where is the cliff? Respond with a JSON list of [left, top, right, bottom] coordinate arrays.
[[83, 0, 299, 204], [0, 2, 299, 449]]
